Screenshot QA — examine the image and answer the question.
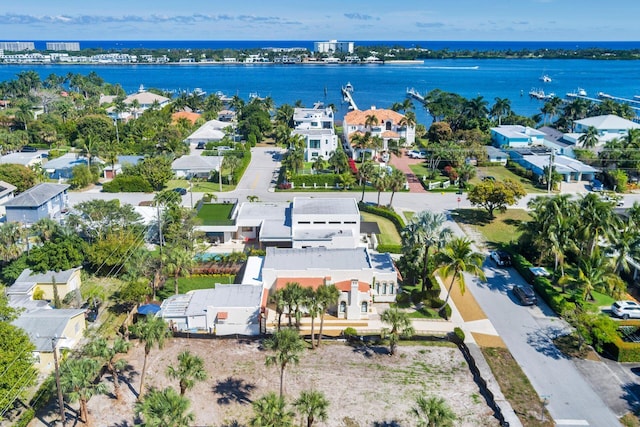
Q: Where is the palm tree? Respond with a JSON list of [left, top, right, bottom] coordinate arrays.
[[135, 387, 195, 427], [578, 125, 599, 149], [264, 328, 306, 398], [275, 104, 295, 127], [490, 97, 511, 126], [358, 161, 376, 202], [13, 101, 33, 132], [315, 284, 340, 348], [560, 250, 626, 302], [163, 246, 194, 295], [304, 288, 322, 349], [328, 148, 348, 174], [364, 114, 379, 132], [166, 350, 207, 396], [311, 155, 326, 174], [437, 237, 486, 319], [30, 218, 60, 244], [130, 315, 172, 397], [59, 358, 107, 426], [380, 307, 414, 355], [85, 337, 131, 401], [282, 282, 305, 327], [411, 396, 456, 427], [294, 390, 329, 427], [371, 170, 389, 207], [271, 288, 286, 331], [401, 211, 453, 292], [250, 392, 295, 427], [387, 167, 406, 207]]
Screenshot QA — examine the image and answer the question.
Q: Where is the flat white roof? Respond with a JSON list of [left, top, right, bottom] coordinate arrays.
[[292, 197, 359, 216]]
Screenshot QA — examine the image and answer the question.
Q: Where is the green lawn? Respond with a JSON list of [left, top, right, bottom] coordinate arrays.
[[157, 274, 236, 300], [453, 208, 531, 248], [166, 180, 236, 193], [196, 203, 235, 225], [360, 211, 402, 246], [470, 166, 541, 193]]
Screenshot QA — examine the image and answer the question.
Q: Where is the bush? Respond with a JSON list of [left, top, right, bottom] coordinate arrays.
[[358, 202, 405, 234], [13, 408, 35, 427], [291, 174, 341, 187], [511, 253, 534, 284], [343, 327, 358, 337], [604, 325, 640, 362], [103, 175, 153, 192], [453, 327, 466, 343], [506, 160, 535, 181], [376, 244, 402, 254]]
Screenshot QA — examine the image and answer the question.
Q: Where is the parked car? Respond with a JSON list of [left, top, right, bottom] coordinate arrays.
[[513, 284, 538, 306], [173, 187, 187, 196], [601, 193, 624, 207], [196, 142, 206, 149], [20, 145, 37, 152], [611, 301, 640, 319], [482, 176, 496, 182], [490, 250, 512, 267]]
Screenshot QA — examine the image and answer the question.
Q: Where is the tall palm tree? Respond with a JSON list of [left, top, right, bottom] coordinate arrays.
[[380, 307, 414, 356], [294, 390, 329, 427], [401, 211, 453, 292], [371, 170, 389, 207], [578, 125, 599, 149], [358, 161, 377, 202], [437, 237, 486, 318], [271, 288, 286, 331], [304, 288, 322, 349], [130, 315, 171, 397], [85, 337, 131, 401], [328, 148, 348, 174], [411, 396, 456, 427], [311, 155, 326, 174], [250, 392, 295, 427], [577, 193, 617, 256], [282, 282, 305, 328], [166, 350, 207, 396], [559, 250, 626, 302], [364, 114, 379, 132], [163, 245, 194, 295], [387, 167, 406, 207], [135, 387, 195, 427], [315, 284, 340, 348], [264, 328, 306, 398], [490, 97, 511, 126], [59, 358, 107, 426]]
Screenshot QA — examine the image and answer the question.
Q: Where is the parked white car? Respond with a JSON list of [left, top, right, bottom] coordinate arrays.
[[611, 301, 640, 319]]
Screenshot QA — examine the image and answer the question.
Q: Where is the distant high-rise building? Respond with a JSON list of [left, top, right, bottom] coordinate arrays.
[[0, 42, 35, 51], [46, 42, 80, 51], [314, 40, 354, 54]]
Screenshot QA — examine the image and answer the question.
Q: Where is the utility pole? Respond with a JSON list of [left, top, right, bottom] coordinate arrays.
[[51, 336, 67, 427], [156, 203, 163, 255], [218, 158, 224, 192], [547, 149, 555, 194]]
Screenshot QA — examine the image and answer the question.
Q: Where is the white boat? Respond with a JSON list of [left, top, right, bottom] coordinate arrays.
[[540, 74, 552, 83], [344, 82, 354, 92], [634, 95, 640, 101], [192, 88, 206, 97], [566, 88, 587, 98]]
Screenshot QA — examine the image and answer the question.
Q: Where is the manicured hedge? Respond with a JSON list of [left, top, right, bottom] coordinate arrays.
[[511, 253, 575, 314], [102, 175, 153, 193], [358, 202, 406, 234], [291, 174, 341, 187], [376, 243, 402, 254], [604, 321, 640, 362]]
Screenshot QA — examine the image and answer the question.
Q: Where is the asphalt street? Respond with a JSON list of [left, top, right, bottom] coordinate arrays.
[[65, 146, 640, 425]]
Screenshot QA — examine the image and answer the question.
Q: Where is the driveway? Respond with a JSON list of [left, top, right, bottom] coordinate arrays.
[[388, 150, 427, 193]]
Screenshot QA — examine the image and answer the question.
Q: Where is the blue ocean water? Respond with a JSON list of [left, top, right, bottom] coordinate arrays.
[[1, 58, 639, 124], [18, 40, 640, 51]]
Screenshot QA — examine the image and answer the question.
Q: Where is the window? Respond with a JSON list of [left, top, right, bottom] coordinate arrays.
[[339, 301, 346, 313], [389, 283, 394, 294], [328, 221, 340, 224], [311, 122, 318, 127], [298, 221, 310, 224], [361, 302, 368, 313], [344, 221, 357, 224], [376, 282, 380, 294], [382, 282, 387, 294], [309, 139, 321, 149], [313, 221, 326, 224]]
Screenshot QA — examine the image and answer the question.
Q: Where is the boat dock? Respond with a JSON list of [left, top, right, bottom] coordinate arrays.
[[597, 92, 640, 106], [341, 85, 358, 110], [406, 88, 425, 103]]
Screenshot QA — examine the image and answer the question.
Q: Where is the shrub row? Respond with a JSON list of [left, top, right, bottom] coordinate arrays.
[[604, 322, 640, 362], [102, 175, 153, 193], [506, 160, 536, 181], [511, 253, 575, 314], [358, 202, 405, 234], [376, 243, 402, 254], [291, 174, 341, 186]]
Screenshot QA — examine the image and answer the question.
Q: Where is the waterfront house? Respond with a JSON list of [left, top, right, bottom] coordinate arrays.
[[8, 267, 82, 304], [12, 309, 86, 373], [343, 107, 416, 160], [171, 155, 222, 179], [491, 125, 546, 148], [573, 114, 640, 135], [292, 107, 339, 161], [538, 126, 576, 158], [106, 88, 170, 120], [508, 148, 597, 182], [3, 183, 69, 224]]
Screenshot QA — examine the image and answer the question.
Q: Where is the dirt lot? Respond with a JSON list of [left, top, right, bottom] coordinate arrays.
[[48, 338, 499, 427]]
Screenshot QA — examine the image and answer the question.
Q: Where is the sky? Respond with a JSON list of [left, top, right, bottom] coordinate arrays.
[[1, 0, 639, 42]]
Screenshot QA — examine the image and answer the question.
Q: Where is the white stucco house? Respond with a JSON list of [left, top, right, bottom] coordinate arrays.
[[491, 125, 546, 148], [171, 155, 222, 179], [292, 107, 338, 161], [573, 114, 640, 135], [183, 119, 230, 145]]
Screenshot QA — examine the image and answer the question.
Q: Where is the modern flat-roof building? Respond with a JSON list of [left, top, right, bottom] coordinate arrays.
[[314, 40, 354, 54], [46, 42, 80, 51], [292, 107, 338, 161], [491, 125, 546, 148], [0, 42, 35, 51]]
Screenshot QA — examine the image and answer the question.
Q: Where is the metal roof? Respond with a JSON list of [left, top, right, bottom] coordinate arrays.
[[12, 309, 85, 351]]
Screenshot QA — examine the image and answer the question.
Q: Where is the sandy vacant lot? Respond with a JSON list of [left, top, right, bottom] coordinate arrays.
[[73, 338, 498, 427]]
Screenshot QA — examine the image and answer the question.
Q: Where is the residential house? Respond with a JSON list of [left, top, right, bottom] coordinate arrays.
[[0, 180, 16, 216], [183, 119, 230, 146], [539, 126, 576, 158], [12, 309, 86, 373], [158, 284, 267, 336], [485, 146, 508, 165], [491, 125, 546, 148], [171, 111, 201, 126], [171, 155, 222, 179], [508, 148, 597, 182], [573, 114, 640, 135], [343, 107, 416, 160], [3, 183, 69, 224], [43, 153, 92, 179], [103, 155, 144, 179], [0, 151, 44, 167], [261, 246, 400, 320], [7, 267, 82, 303], [105, 87, 171, 120], [292, 106, 338, 161]]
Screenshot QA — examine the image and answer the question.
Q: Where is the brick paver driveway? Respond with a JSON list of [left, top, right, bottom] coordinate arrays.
[[388, 150, 427, 193]]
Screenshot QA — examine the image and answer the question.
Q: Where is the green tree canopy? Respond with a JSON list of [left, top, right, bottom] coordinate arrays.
[[0, 163, 36, 193], [467, 179, 526, 218]]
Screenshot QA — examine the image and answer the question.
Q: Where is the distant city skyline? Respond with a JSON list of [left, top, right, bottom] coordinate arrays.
[[1, 0, 639, 42]]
